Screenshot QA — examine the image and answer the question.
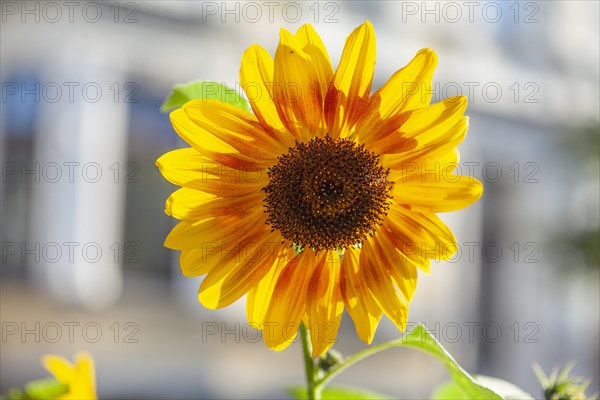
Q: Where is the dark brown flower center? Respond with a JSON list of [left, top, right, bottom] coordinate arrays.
[[263, 136, 392, 251]]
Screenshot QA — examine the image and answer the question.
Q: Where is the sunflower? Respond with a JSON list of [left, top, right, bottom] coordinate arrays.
[[42, 352, 97, 399], [157, 21, 483, 357]]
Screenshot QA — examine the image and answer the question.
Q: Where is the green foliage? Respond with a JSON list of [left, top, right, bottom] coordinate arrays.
[[533, 363, 597, 400], [288, 324, 537, 400], [160, 81, 250, 113], [5, 379, 68, 400], [318, 349, 344, 373], [432, 376, 535, 400], [288, 386, 394, 400], [400, 325, 502, 400]]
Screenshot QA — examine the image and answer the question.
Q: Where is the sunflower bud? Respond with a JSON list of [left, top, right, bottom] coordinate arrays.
[[533, 363, 597, 400], [318, 349, 344, 372]]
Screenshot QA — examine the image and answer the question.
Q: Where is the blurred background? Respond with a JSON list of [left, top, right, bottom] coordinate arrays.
[[1, 1, 599, 398]]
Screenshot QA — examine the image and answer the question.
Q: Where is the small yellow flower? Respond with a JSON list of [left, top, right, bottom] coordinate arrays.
[[42, 352, 97, 400], [158, 21, 483, 356]]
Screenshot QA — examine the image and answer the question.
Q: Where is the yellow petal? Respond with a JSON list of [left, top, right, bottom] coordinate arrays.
[[340, 247, 382, 344], [367, 96, 466, 156], [240, 44, 288, 136], [360, 238, 408, 332], [177, 222, 273, 278], [183, 99, 288, 160], [179, 248, 218, 277], [262, 250, 316, 351], [43, 355, 75, 384], [305, 250, 343, 357], [386, 206, 457, 265], [357, 49, 437, 142], [165, 187, 263, 221], [370, 229, 418, 303], [419, 148, 461, 174], [393, 175, 484, 212], [164, 208, 267, 250], [179, 226, 272, 281], [43, 353, 96, 400], [273, 28, 324, 140], [383, 104, 468, 173], [198, 233, 285, 309], [364, 125, 417, 155], [325, 21, 376, 138], [170, 107, 267, 172], [381, 206, 457, 273], [169, 107, 233, 153], [156, 148, 267, 197], [246, 244, 295, 325], [156, 148, 219, 189], [401, 96, 466, 137], [166, 187, 215, 217], [295, 24, 334, 105], [69, 353, 96, 399]]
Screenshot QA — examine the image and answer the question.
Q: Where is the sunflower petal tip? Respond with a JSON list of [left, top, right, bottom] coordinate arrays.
[[197, 290, 218, 310], [42, 354, 59, 369], [311, 344, 331, 358], [418, 48, 438, 68], [418, 47, 436, 57], [247, 43, 262, 51], [350, 20, 375, 40], [455, 95, 468, 105], [155, 153, 169, 170], [169, 107, 186, 125], [163, 230, 182, 250], [75, 352, 93, 363], [279, 27, 294, 42], [360, 333, 375, 345]]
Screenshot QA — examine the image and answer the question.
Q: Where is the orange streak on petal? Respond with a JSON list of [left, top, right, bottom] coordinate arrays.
[[340, 246, 382, 344], [262, 249, 317, 351], [247, 244, 295, 326], [273, 29, 323, 140], [360, 238, 408, 332], [305, 250, 343, 356], [358, 49, 438, 142], [199, 232, 285, 309], [325, 21, 376, 138], [240, 44, 288, 137]]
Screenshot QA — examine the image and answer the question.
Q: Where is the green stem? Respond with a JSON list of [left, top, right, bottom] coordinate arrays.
[[314, 338, 405, 392], [300, 323, 320, 400]]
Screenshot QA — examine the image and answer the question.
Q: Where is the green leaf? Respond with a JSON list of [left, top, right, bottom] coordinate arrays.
[[400, 325, 502, 400], [431, 380, 467, 400], [23, 378, 68, 399], [160, 81, 250, 113], [474, 376, 535, 400], [432, 376, 535, 400], [7, 387, 28, 400], [287, 386, 394, 400]]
